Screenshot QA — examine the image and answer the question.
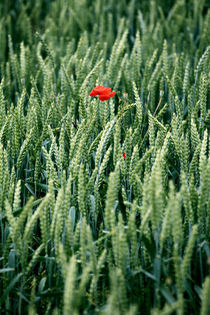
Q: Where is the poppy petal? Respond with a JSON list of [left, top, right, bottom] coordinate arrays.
[[95, 86, 111, 94], [109, 91, 116, 98], [89, 85, 111, 97], [89, 90, 98, 96], [99, 94, 110, 101], [98, 91, 116, 101]]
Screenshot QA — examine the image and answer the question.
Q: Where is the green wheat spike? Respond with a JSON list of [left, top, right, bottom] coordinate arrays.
[[48, 176, 55, 216], [117, 214, 129, 272], [0, 144, 3, 209], [42, 146, 59, 186], [102, 269, 120, 314], [13, 196, 34, 245], [96, 248, 107, 275], [57, 243, 68, 279], [113, 118, 121, 166], [148, 57, 162, 88], [17, 88, 26, 132], [183, 61, 190, 98], [5, 199, 16, 240], [181, 224, 198, 279], [175, 95, 183, 123], [17, 127, 35, 170], [151, 302, 179, 315], [20, 42, 26, 85], [23, 194, 50, 244], [133, 81, 142, 125], [191, 118, 201, 151], [200, 276, 210, 315], [107, 30, 128, 82], [8, 166, 16, 205], [162, 40, 169, 75], [87, 224, 97, 275], [87, 167, 98, 192], [13, 180, 21, 213], [97, 145, 112, 188], [144, 48, 159, 90], [3, 234, 12, 264], [14, 114, 20, 156], [64, 216, 74, 255], [149, 152, 164, 231], [78, 164, 86, 218], [132, 174, 143, 205], [0, 78, 6, 122], [78, 263, 91, 299], [195, 46, 210, 77], [89, 274, 98, 306], [61, 65, 75, 101], [63, 175, 72, 220], [192, 100, 200, 125], [26, 105, 36, 136], [28, 279, 36, 315], [0, 17, 6, 63], [35, 32, 55, 69], [34, 151, 40, 191], [48, 125, 61, 170], [122, 186, 128, 209], [80, 218, 87, 268], [179, 135, 188, 173], [199, 73, 207, 129], [172, 55, 182, 92], [72, 121, 95, 176], [149, 111, 167, 133], [104, 164, 120, 230], [124, 128, 132, 173], [189, 142, 201, 182], [138, 8, 146, 33], [2, 150, 10, 208], [197, 157, 210, 223], [69, 122, 85, 161], [170, 184, 182, 246], [93, 185, 100, 222], [113, 53, 127, 91], [8, 35, 21, 90], [173, 243, 184, 315], [180, 172, 194, 224], [25, 244, 45, 276], [148, 112, 155, 150], [39, 192, 51, 248], [130, 30, 142, 86], [0, 114, 12, 145], [120, 149, 127, 179], [199, 129, 208, 178], [95, 117, 116, 170], [128, 201, 138, 268], [117, 268, 128, 313], [78, 87, 87, 121], [50, 187, 64, 240], [63, 255, 77, 315], [171, 114, 182, 158], [160, 194, 173, 248], [79, 58, 104, 93]]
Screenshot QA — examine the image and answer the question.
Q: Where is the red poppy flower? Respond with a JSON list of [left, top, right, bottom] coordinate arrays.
[[99, 91, 116, 101], [89, 85, 116, 101], [123, 152, 126, 159], [89, 85, 111, 96]]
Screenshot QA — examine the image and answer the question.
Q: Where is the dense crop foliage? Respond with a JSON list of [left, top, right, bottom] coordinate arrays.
[[0, 0, 209, 314]]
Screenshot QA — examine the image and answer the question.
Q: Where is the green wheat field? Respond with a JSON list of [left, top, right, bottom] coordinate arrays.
[[0, 0, 209, 314]]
